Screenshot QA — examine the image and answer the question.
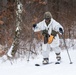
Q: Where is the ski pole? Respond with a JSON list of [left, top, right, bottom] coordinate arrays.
[[62, 35, 73, 64], [27, 28, 34, 61]]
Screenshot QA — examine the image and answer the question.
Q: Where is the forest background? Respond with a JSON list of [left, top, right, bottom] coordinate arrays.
[[0, 0, 76, 58]]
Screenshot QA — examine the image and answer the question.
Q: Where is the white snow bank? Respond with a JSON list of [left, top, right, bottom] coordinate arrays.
[[0, 50, 76, 75]]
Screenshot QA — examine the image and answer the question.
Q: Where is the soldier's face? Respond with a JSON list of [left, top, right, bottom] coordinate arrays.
[[45, 18, 51, 25]]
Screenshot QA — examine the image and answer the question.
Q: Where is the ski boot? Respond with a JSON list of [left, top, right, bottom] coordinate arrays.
[[42, 58, 49, 64], [55, 53, 61, 64]]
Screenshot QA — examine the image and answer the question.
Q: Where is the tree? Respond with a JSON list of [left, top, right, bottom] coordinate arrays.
[[7, 0, 23, 58]]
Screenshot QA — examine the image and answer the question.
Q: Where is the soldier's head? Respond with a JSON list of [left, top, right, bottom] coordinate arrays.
[[44, 11, 52, 25]]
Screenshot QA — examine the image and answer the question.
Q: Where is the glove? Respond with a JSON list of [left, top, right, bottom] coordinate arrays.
[[51, 30, 58, 37], [42, 30, 48, 36], [59, 28, 63, 35], [33, 24, 36, 28]]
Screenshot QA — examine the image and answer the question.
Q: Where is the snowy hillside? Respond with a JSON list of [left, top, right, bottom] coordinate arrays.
[[0, 49, 76, 75]]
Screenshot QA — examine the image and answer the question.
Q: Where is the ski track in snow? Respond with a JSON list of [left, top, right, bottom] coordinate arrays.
[[0, 50, 76, 75]]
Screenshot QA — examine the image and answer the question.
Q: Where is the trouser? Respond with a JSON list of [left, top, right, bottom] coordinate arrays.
[[42, 43, 61, 59]]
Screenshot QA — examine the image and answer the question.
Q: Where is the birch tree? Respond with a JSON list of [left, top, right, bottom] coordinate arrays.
[[7, 0, 23, 58]]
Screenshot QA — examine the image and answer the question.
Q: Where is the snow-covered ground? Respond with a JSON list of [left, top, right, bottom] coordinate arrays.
[[0, 49, 76, 75]]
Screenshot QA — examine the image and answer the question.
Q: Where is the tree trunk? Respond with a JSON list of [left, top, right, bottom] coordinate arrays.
[[7, 0, 23, 58]]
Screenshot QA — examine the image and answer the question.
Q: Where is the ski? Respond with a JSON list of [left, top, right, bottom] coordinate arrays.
[[55, 62, 60, 64], [35, 64, 41, 66], [55, 61, 61, 64], [35, 62, 53, 66], [35, 61, 61, 66]]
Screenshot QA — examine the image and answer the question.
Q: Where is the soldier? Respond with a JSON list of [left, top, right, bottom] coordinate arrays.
[[33, 11, 64, 64]]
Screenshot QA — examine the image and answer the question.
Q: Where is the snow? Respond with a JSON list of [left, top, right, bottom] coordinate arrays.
[[7, 45, 14, 57], [0, 49, 76, 75]]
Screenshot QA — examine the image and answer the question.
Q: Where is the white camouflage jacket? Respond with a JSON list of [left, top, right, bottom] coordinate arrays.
[[33, 18, 64, 48]]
